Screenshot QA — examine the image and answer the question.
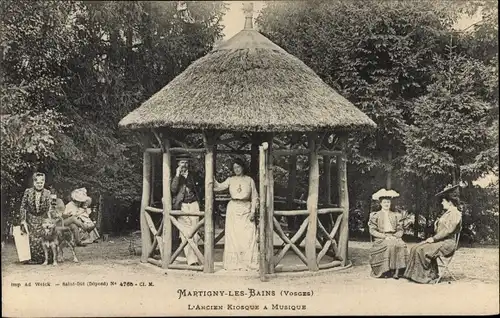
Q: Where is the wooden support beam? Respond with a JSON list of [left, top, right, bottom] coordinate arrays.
[[274, 216, 309, 265], [214, 136, 240, 145], [324, 155, 332, 205], [318, 260, 342, 269], [265, 133, 275, 274], [170, 211, 205, 217], [274, 264, 309, 272], [273, 149, 309, 156], [161, 138, 172, 268], [145, 206, 205, 216], [306, 133, 319, 271], [145, 147, 251, 155], [144, 212, 158, 236], [147, 257, 162, 267], [337, 135, 349, 266], [273, 217, 308, 265], [286, 133, 299, 232], [259, 142, 268, 281], [250, 133, 260, 187], [272, 149, 343, 157], [140, 151, 152, 262], [273, 137, 286, 147], [203, 131, 216, 273], [169, 216, 205, 264], [145, 206, 165, 213], [168, 264, 204, 271], [316, 217, 341, 262], [274, 208, 343, 216], [212, 142, 217, 246], [150, 155, 156, 204], [214, 229, 225, 245], [151, 129, 165, 152]]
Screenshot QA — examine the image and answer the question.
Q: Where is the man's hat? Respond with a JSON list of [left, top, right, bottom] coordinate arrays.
[[175, 153, 193, 161]]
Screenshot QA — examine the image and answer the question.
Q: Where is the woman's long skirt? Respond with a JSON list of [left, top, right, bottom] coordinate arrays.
[[223, 200, 258, 271], [369, 238, 408, 277], [26, 213, 46, 264], [404, 238, 456, 283]]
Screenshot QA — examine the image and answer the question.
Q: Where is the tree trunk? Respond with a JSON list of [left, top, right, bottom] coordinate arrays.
[[386, 149, 392, 189], [125, 3, 134, 90], [143, 1, 153, 94], [97, 193, 104, 233], [413, 204, 420, 240]]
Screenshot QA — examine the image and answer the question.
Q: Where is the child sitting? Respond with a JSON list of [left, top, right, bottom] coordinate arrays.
[[78, 198, 100, 244]]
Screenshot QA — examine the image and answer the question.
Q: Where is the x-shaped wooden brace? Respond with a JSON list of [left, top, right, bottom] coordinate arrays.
[[169, 216, 205, 265], [317, 213, 343, 263], [214, 229, 225, 245], [273, 216, 309, 265], [145, 212, 164, 258]]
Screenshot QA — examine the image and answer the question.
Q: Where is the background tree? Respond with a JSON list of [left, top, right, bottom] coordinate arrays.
[[256, 0, 498, 242], [1, 0, 227, 235]]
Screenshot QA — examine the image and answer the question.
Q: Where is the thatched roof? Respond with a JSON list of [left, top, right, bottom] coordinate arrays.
[[119, 24, 376, 132]]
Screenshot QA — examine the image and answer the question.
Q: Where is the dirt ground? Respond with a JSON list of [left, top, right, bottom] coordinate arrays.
[[2, 233, 499, 316]]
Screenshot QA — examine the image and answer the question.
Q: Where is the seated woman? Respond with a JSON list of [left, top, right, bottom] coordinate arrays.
[[368, 188, 408, 279], [404, 184, 462, 284], [62, 188, 96, 246], [48, 189, 92, 234], [214, 157, 259, 271]]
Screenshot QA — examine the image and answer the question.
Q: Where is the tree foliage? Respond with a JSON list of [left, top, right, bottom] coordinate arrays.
[[257, 0, 498, 242], [1, 0, 227, 232]]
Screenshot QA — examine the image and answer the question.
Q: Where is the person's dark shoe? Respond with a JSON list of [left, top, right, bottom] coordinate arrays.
[[191, 262, 200, 266], [393, 269, 401, 279], [76, 242, 88, 247]]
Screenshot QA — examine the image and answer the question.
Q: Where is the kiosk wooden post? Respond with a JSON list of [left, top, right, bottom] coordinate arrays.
[[203, 131, 215, 273], [337, 135, 349, 266], [265, 133, 275, 274], [162, 138, 172, 268], [140, 151, 152, 262], [305, 133, 319, 271]]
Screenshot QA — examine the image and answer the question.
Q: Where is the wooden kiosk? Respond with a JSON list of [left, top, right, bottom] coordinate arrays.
[[119, 4, 376, 280]]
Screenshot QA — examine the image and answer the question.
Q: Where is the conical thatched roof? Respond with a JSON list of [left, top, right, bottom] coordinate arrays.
[[119, 24, 376, 132]]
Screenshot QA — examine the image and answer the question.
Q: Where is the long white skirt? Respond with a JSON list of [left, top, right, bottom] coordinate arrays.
[[223, 200, 258, 271]]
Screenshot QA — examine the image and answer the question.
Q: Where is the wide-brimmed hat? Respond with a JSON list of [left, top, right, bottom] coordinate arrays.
[[372, 188, 400, 201], [71, 188, 90, 202], [435, 181, 467, 197]]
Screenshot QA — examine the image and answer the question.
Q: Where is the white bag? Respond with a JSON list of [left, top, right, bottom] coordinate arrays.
[[13, 224, 31, 262]]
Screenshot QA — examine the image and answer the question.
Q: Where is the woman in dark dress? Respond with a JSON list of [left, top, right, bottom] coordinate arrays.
[[14, 172, 52, 264], [404, 184, 463, 284]]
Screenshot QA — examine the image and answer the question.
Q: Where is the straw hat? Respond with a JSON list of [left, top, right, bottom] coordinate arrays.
[[71, 188, 90, 202], [372, 188, 400, 201]]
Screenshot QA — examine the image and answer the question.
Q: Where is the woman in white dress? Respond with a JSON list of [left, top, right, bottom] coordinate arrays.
[[214, 158, 259, 271]]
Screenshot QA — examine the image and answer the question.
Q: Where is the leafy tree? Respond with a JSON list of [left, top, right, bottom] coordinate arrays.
[[1, 0, 227, 234], [257, 0, 498, 241]]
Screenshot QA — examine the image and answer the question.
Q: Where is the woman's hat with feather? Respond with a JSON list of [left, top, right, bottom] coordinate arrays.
[[372, 188, 400, 201], [435, 181, 467, 198]]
